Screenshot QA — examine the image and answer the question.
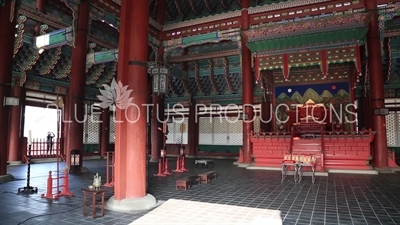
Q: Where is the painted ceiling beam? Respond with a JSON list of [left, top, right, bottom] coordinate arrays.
[[25, 74, 100, 94], [87, 49, 118, 65], [34, 27, 73, 52], [163, 29, 241, 64], [164, 28, 240, 49], [168, 49, 239, 63], [19, 6, 116, 49], [378, 1, 400, 53]]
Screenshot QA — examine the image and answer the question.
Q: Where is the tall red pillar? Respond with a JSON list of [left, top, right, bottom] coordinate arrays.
[[99, 108, 110, 157], [108, 0, 156, 209], [62, 95, 69, 157], [241, 0, 254, 164], [150, 94, 165, 162], [8, 87, 25, 162], [188, 99, 196, 156], [150, 0, 167, 162], [65, 1, 90, 170], [260, 101, 271, 132], [365, 0, 388, 168], [34, 0, 46, 36], [0, 0, 17, 176]]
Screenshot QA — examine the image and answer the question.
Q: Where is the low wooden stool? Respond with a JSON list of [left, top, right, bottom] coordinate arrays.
[[199, 171, 217, 183], [82, 188, 107, 219], [208, 171, 217, 180], [176, 179, 191, 190], [188, 175, 201, 185]]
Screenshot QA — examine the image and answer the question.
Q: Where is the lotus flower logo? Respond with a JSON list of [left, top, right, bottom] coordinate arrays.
[[97, 78, 133, 109]]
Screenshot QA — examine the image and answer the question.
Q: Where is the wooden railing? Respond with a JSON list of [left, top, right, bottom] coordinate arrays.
[[28, 138, 61, 159], [321, 129, 375, 140]]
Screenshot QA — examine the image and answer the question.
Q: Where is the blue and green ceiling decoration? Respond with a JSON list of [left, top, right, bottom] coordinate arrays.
[[244, 13, 369, 55], [150, 0, 291, 24], [358, 2, 400, 98], [10, 0, 400, 103]]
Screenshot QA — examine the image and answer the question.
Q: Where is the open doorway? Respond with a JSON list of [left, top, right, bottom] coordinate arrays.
[[24, 106, 59, 157]]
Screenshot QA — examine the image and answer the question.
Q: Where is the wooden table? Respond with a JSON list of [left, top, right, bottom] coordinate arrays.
[[82, 188, 107, 219], [195, 159, 214, 168], [297, 162, 316, 183], [281, 161, 299, 182]]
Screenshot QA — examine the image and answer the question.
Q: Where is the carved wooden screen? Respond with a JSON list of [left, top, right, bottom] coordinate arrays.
[[386, 112, 397, 147], [109, 115, 115, 143], [198, 117, 242, 145], [199, 117, 213, 145], [83, 114, 100, 144], [166, 118, 189, 144]]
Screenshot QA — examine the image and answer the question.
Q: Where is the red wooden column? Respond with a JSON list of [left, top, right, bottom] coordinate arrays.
[[0, 0, 17, 176], [65, 1, 90, 169], [150, 94, 164, 162], [109, 0, 156, 208], [241, 0, 254, 164], [99, 108, 110, 157], [62, 95, 69, 157], [365, 0, 388, 168], [260, 101, 271, 132], [34, 0, 46, 35], [8, 87, 25, 162], [188, 99, 196, 156], [150, 0, 167, 162]]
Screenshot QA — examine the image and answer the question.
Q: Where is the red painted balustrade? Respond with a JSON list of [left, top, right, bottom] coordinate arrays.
[[323, 131, 375, 170], [250, 131, 375, 171], [251, 132, 292, 168]]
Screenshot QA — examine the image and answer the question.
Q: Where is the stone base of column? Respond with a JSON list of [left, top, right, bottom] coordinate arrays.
[[63, 166, 89, 174], [149, 158, 159, 163], [7, 161, 23, 166], [236, 163, 252, 168], [375, 168, 394, 174], [0, 174, 15, 183], [106, 194, 157, 212]]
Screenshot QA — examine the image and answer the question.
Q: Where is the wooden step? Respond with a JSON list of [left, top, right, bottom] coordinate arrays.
[[292, 151, 322, 155], [293, 140, 321, 145], [292, 145, 321, 151]]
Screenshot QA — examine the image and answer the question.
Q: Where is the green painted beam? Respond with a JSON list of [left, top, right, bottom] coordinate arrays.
[[183, 32, 219, 45], [26, 75, 100, 94], [34, 27, 73, 49], [87, 49, 118, 65], [246, 27, 368, 53]]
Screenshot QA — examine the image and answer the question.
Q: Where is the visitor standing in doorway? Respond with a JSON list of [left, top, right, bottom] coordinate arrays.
[[47, 132, 55, 155]]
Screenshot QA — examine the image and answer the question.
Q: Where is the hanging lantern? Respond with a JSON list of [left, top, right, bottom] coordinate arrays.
[[151, 66, 169, 95], [161, 149, 166, 158]]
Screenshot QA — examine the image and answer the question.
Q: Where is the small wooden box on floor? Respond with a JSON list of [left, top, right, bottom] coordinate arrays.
[[198, 171, 217, 184], [176, 175, 201, 190]]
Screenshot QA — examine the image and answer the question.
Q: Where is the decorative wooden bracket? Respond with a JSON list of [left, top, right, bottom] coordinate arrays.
[[60, 0, 81, 47], [320, 50, 328, 78], [223, 57, 235, 93], [254, 56, 260, 83], [283, 54, 290, 81], [208, 59, 219, 94], [355, 45, 362, 81], [194, 61, 205, 94]]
